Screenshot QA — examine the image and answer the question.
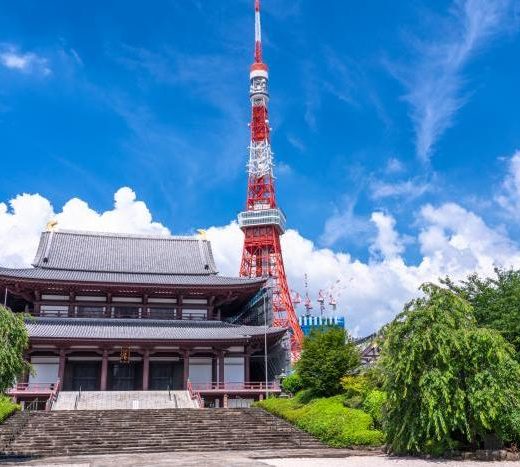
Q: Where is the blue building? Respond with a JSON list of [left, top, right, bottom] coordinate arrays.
[[298, 316, 345, 336]]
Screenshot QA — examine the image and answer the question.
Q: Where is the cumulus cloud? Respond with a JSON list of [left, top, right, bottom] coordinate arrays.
[[0, 44, 51, 76], [0, 187, 169, 267], [2, 175, 520, 336]]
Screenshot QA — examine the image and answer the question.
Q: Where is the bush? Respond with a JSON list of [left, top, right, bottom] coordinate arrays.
[[341, 375, 372, 399], [0, 395, 19, 424], [298, 327, 360, 397], [256, 394, 384, 447], [281, 373, 303, 394], [362, 390, 387, 428]]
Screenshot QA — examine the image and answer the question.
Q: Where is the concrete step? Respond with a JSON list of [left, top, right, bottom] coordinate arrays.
[[0, 408, 324, 458], [52, 390, 197, 410]]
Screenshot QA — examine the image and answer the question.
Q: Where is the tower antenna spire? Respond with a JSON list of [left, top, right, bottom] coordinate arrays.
[[254, 0, 263, 63], [238, 0, 304, 362]]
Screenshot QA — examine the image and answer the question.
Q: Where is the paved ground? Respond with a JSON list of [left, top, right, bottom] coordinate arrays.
[[2, 450, 520, 467]]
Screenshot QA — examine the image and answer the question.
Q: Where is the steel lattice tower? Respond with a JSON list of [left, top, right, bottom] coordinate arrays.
[[238, 0, 304, 361]]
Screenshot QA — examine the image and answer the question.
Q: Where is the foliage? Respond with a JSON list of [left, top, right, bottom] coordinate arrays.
[[281, 372, 303, 395], [256, 394, 384, 447], [380, 283, 520, 454], [0, 395, 19, 424], [443, 268, 520, 353], [297, 327, 360, 397], [341, 375, 372, 398], [0, 306, 30, 393], [362, 390, 387, 428]]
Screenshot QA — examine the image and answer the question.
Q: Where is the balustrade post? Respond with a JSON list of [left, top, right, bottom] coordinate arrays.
[[100, 349, 108, 391], [142, 349, 150, 390], [183, 349, 190, 389]]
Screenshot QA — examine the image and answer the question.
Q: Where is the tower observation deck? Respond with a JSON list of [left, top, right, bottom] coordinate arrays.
[[238, 0, 304, 361]]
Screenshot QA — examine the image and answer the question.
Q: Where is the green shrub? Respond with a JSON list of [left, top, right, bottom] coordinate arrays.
[[297, 327, 360, 397], [362, 390, 387, 427], [281, 373, 303, 394], [0, 395, 19, 424], [256, 394, 384, 447]]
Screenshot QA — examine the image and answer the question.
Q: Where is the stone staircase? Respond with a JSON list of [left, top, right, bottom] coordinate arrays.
[[52, 390, 198, 410], [0, 408, 324, 458]]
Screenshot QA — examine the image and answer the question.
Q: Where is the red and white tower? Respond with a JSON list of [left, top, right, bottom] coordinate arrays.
[[238, 0, 304, 360]]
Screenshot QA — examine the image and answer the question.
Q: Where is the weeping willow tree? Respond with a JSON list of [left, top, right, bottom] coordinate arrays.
[[380, 283, 520, 454], [0, 306, 30, 393]]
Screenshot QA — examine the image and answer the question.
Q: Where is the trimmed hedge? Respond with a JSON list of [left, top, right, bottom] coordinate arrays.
[[0, 395, 19, 424], [256, 394, 384, 447]]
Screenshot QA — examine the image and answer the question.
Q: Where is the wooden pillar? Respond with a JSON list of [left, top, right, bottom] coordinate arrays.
[[177, 295, 183, 320], [211, 353, 218, 384], [58, 348, 66, 385], [183, 349, 190, 389], [100, 349, 108, 391], [244, 350, 250, 383], [142, 349, 150, 390], [68, 291, 75, 317], [218, 350, 225, 386]]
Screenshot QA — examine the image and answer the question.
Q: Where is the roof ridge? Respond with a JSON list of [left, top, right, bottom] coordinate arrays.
[[48, 229, 205, 242]]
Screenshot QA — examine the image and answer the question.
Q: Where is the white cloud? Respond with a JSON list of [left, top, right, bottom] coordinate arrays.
[[370, 178, 431, 200], [496, 150, 520, 215], [385, 157, 405, 174], [3, 176, 520, 336], [394, 0, 513, 161], [0, 187, 169, 267], [0, 44, 51, 76], [369, 212, 405, 260]]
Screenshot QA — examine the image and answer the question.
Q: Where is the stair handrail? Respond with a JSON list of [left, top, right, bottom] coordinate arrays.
[[186, 379, 203, 408], [73, 386, 82, 410], [46, 378, 61, 411]]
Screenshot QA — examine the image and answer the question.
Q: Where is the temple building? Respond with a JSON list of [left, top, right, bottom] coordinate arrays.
[[0, 229, 287, 407]]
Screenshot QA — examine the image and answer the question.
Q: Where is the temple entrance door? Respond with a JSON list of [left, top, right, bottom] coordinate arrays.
[[150, 362, 183, 390], [108, 363, 141, 390], [69, 362, 100, 391]]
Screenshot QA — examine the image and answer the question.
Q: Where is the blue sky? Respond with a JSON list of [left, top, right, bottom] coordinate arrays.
[[1, 0, 520, 334]]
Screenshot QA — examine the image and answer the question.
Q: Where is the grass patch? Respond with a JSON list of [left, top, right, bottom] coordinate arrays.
[[255, 394, 385, 447], [0, 395, 19, 424]]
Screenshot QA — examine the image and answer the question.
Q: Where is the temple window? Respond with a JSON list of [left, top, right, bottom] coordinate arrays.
[[75, 295, 106, 302], [183, 298, 208, 305], [40, 304, 69, 317], [76, 305, 106, 318], [112, 306, 141, 319], [181, 309, 208, 320], [147, 307, 176, 320], [41, 294, 68, 301]]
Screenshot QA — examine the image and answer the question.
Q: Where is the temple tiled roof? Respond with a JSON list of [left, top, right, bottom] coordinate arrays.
[[33, 230, 218, 275], [26, 317, 286, 341], [0, 267, 265, 287], [0, 229, 266, 288]]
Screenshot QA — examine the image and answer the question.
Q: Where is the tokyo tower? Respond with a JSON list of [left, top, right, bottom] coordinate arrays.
[[238, 0, 304, 360]]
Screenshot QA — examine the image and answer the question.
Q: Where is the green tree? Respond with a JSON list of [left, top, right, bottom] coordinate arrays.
[[0, 306, 30, 393], [443, 268, 520, 352], [381, 283, 520, 454], [297, 327, 360, 397]]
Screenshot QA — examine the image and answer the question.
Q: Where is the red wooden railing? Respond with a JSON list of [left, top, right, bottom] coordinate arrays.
[[8, 379, 61, 411], [190, 381, 281, 391]]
